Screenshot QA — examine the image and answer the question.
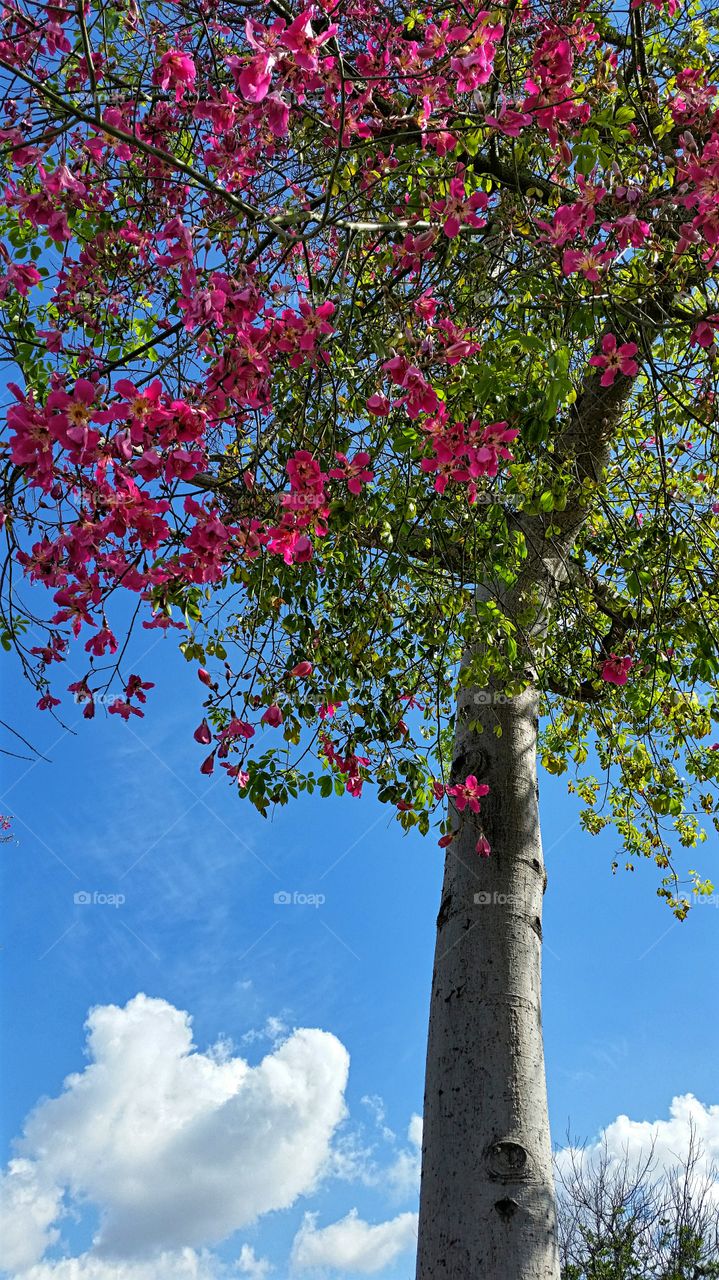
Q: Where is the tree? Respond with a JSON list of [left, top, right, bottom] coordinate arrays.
[[556, 1128, 719, 1279], [0, 0, 718, 1275]]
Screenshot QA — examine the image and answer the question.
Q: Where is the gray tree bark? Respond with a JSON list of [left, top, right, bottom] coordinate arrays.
[[416, 683, 559, 1280], [413, 239, 662, 1280]]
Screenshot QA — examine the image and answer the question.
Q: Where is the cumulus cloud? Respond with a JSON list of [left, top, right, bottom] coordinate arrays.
[[236, 1244, 272, 1278], [291, 1209, 418, 1274], [0, 1159, 63, 1272], [15, 1248, 223, 1280], [7, 1245, 272, 1280], [0, 994, 349, 1273], [7, 992, 716, 1280], [557, 1093, 719, 1198]]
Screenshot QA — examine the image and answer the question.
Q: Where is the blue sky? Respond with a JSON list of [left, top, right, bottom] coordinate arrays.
[[1, 626, 718, 1278]]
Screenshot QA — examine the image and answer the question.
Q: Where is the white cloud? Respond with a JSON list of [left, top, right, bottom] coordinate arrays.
[[236, 1244, 272, 1278], [327, 1109, 422, 1201], [557, 1094, 719, 1197], [15, 1248, 223, 1280], [242, 1016, 289, 1048], [360, 1097, 394, 1143], [385, 1116, 422, 1199], [291, 1209, 418, 1274], [10, 1245, 272, 1280], [0, 1158, 63, 1272], [1, 994, 349, 1272]]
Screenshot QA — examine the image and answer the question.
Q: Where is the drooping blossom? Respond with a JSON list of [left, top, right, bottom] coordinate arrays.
[[291, 660, 313, 678], [194, 719, 212, 744], [261, 704, 283, 727], [600, 654, 633, 685], [691, 316, 719, 349], [155, 50, 197, 101]]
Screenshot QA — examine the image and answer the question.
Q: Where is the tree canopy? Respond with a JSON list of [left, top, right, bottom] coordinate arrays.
[[1, 0, 718, 912]]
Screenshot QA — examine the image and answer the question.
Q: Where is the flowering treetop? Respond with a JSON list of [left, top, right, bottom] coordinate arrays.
[[1, 0, 718, 911]]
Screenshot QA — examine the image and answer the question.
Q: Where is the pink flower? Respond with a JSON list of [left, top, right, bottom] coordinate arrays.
[[266, 528, 314, 564], [262, 704, 283, 727], [562, 247, 615, 282], [600, 654, 633, 685], [125, 676, 154, 704], [37, 692, 61, 711], [218, 718, 255, 741], [450, 21, 503, 92], [286, 450, 326, 492], [200, 751, 216, 775], [0, 263, 41, 297], [84, 627, 118, 658], [589, 334, 639, 387], [291, 660, 313, 677], [194, 719, 212, 744], [431, 175, 488, 239], [266, 92, 290, 137], [485, 103, 533, 136], [447, 774, 490, 813], [536, 203, 587, 248], [690, 317, 719, 349], [109, 698, 142, 720], [223, 762, 250, 785], [155, 50, 197, 102], [46, 376, 96, 423], [281, 9, 336, 72], [475, 836, 491, 857], [37, 328, 63, 352], [606, 214, 650, 249], [367, 393, 390, 416], [232, 53, 276, 104], [328, 451, 374, 495], [198, 667, 214, 687]]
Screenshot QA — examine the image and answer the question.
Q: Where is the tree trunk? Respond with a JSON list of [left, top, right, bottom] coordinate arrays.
[[416, 683, 559, 1280]]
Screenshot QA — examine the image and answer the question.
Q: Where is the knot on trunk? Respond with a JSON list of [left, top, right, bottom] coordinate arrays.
[[450, 745, 488, 785], [494, 1196, 519, 1219], [486, 1139, 530, 1182]]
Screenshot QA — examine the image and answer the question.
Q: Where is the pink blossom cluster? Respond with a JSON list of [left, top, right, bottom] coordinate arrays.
[[435, 777, 492, 856], [320, 734, 371, 797], [431, 168, 489, 239], [420, 412, 519, 502]]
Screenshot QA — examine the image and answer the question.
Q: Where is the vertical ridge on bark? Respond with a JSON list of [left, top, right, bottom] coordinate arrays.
[[416, 685, 559, 1280]]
